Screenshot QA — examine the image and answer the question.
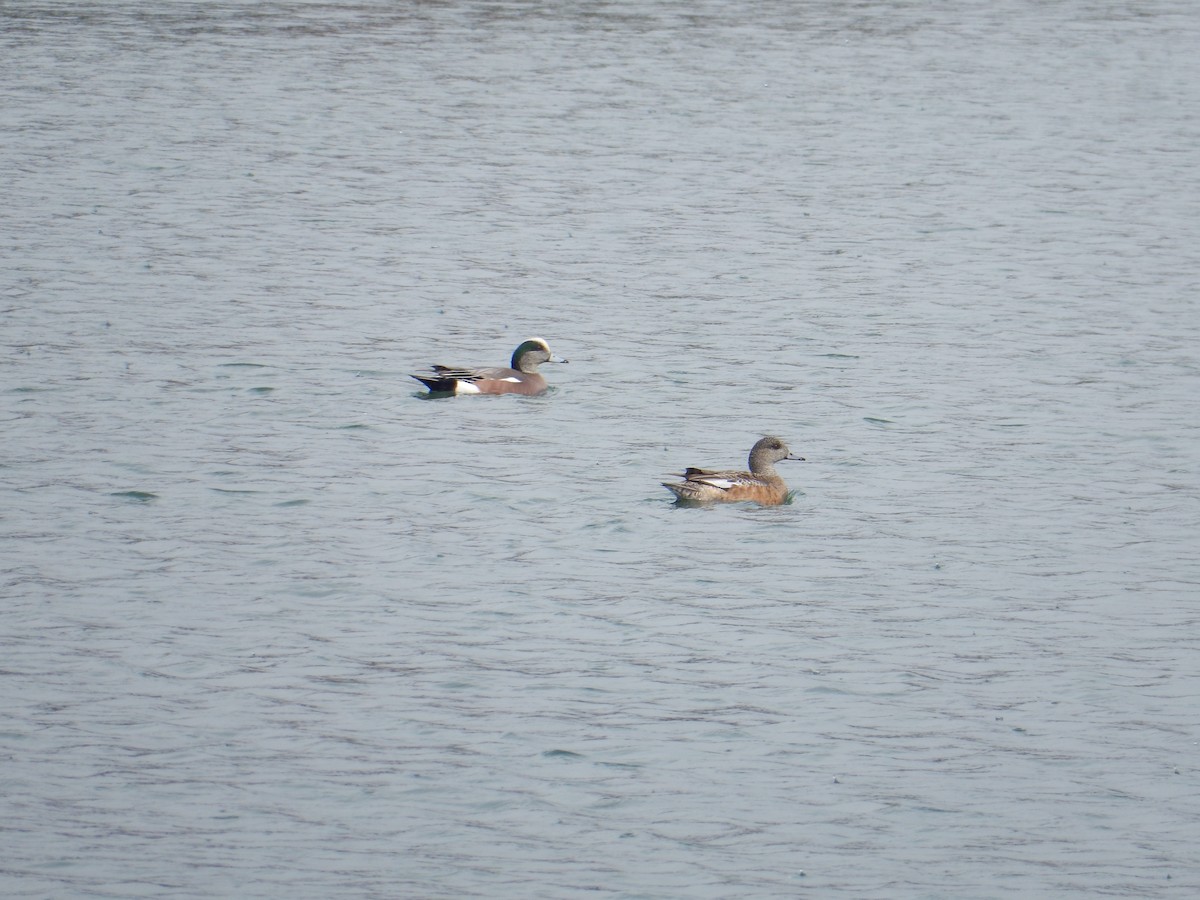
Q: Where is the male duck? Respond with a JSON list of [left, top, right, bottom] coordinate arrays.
[[663, 436, 804, 506], [411, 337, 567, 396]]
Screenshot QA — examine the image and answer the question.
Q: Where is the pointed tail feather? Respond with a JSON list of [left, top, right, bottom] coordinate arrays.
[[411, 373, 457, 393]]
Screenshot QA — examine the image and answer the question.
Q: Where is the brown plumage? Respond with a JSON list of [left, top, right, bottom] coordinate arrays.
[[663, 436, 804, 506], [411, 337, 567, 396]]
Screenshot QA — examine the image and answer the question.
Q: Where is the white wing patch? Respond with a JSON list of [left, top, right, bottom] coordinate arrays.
[[500, 376, 522, 383]]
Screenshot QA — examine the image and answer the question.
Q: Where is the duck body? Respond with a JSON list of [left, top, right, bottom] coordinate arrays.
[[411, 337, 567, 396], [663, 436, 804, 506]]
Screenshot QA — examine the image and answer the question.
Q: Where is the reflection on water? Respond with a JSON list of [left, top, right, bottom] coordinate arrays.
[[3, 1, 1200, 897]]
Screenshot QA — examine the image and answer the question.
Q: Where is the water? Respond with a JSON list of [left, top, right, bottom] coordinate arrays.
[[3, 1, 1199, 897]]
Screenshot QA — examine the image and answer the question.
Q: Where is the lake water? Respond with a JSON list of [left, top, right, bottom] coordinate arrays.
[[3, 1, 1199, 897]]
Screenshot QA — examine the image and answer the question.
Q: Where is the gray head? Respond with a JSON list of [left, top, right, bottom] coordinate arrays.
[[511, 337, 568, 373], [748, 436, 804, 474]]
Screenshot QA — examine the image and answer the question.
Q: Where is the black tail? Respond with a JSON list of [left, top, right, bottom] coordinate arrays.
[[411, 373, 456, 393]]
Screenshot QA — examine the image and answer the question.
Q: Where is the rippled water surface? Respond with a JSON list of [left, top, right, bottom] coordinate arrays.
[[4, 1, 1199, 897]]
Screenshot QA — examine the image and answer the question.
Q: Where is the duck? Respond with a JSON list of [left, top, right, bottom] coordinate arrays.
[[663, 436, 804, 506], [411, 337, 567, 396]]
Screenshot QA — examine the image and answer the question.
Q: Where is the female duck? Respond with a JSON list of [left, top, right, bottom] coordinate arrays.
[[663, 436, 804, 506]]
